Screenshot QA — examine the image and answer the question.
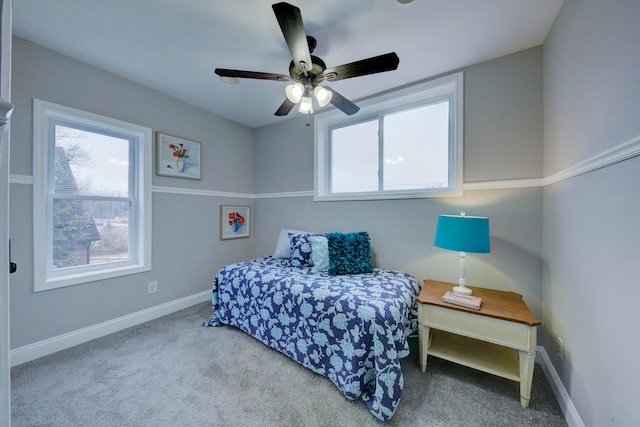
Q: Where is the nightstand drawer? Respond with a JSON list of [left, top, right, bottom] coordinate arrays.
[[419, 304, 534, 351]]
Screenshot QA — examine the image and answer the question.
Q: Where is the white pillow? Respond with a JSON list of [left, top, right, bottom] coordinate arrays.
[[272, 228, 311, 258]]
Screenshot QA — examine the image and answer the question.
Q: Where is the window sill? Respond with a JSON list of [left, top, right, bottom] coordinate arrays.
[[314, 188, 463, 202], [35, 263, 151, 292]]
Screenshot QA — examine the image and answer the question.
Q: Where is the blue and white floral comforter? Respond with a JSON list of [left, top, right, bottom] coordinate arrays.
[[204, 257, 421, 421]]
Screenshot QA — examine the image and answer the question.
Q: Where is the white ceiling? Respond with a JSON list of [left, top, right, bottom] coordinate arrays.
[[13, 0, 564, 129]]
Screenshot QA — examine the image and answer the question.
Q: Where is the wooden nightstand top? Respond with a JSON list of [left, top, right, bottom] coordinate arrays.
[[418, 279, 541, 327]]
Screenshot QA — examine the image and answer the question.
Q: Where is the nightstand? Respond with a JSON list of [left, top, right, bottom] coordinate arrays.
[[417, 279, 541, 407]]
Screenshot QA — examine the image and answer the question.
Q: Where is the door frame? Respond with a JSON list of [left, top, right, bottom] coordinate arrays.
[[0, 0, 13, 425]]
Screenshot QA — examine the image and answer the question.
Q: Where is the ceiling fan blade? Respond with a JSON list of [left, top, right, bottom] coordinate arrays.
[[326, 87, 360, 115], [274, 98, 296, 116], [321, 52, 400, 82], [215, 68, 291, 81], [272, 2, 313, 73]]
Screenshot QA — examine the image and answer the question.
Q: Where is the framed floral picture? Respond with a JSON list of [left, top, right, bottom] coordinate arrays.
[[220, 205, 250, 240], [156, 132, 201, 180]]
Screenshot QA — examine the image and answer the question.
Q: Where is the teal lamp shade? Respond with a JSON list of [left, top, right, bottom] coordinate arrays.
[[434, 213, 490, 296], [434, 214, 490, 253]]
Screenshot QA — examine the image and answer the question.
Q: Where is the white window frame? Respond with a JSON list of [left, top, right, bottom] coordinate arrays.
[[33, 99, 152, 292], [314, 72, 463, 201]]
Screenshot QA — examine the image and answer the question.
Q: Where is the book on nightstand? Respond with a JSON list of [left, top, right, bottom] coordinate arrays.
[[442, 291, 482, 310]]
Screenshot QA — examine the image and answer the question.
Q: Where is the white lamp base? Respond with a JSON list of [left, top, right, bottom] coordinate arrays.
[[453, 251, 473, 295], [453, 286, 472, 296]]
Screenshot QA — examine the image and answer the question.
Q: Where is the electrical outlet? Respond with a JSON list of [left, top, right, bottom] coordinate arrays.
[[557, 337, 564, 360], [148, 281, 158, 293]]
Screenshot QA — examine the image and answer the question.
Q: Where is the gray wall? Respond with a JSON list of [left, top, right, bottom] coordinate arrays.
[[542, 1, 640, 425], [253, 47, 545, 321], [10, 3, 640, 422], [9, 38, 255, 348]]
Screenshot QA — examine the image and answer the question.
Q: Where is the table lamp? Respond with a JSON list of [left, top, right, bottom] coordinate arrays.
[[434, 211, 490, 296]]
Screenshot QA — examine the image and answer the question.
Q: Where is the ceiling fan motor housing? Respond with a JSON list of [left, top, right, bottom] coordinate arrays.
[[289, 55, 327, 86]]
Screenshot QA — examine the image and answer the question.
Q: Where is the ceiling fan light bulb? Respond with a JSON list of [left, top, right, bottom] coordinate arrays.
[[314, 86, 332, 107], [298, 96, 314, 114], [285, 82, 304, 103]]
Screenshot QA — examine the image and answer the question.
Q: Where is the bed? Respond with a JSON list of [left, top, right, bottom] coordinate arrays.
[[204, 231, 421, 421]]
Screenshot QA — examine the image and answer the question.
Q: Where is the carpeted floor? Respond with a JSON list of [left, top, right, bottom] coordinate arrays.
[[11, 302, 567, 426]]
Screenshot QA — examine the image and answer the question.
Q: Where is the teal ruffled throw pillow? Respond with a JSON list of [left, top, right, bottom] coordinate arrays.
[[327, 232, 374, 275]]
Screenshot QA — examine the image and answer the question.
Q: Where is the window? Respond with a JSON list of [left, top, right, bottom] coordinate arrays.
[[315, 72, 463, 200], [33, 99, 152, 292]]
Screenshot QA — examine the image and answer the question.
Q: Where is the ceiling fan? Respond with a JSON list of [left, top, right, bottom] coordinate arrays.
[[215, 2, 400, 119]]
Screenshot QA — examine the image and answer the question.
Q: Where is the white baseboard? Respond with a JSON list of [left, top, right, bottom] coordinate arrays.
[[10, 290, 211, 367], [536, 346, 585, 427]]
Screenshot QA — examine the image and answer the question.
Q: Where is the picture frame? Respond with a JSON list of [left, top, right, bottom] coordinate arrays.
[[156, 132, 201, 180], [220, 205, 251, 240]]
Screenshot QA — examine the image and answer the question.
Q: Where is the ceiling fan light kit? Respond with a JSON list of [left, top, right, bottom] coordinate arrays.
[[298, 96, 313, 114], [285, 82, 304, 103], [313, 86, 332, 107], [220, 76, 239, 85], [214, 2, 400, 120]]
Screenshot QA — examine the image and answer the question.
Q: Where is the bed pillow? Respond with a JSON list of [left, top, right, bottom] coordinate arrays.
[[272, 228, 311, 258], [309, 235, 329, 273], [289, 233, 320, 267], [327, 231, 374, 275]]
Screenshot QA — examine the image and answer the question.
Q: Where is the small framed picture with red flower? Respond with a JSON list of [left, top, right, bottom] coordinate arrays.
[[220, 205, 251, 240], [156, 132, 201, 180]]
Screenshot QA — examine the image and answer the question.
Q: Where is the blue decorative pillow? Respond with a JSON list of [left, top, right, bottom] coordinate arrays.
[[289, 233, 318, 268], [272, 228, 311, 258], [327, 232, 374, 275], [309, 235, 329, 273]]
